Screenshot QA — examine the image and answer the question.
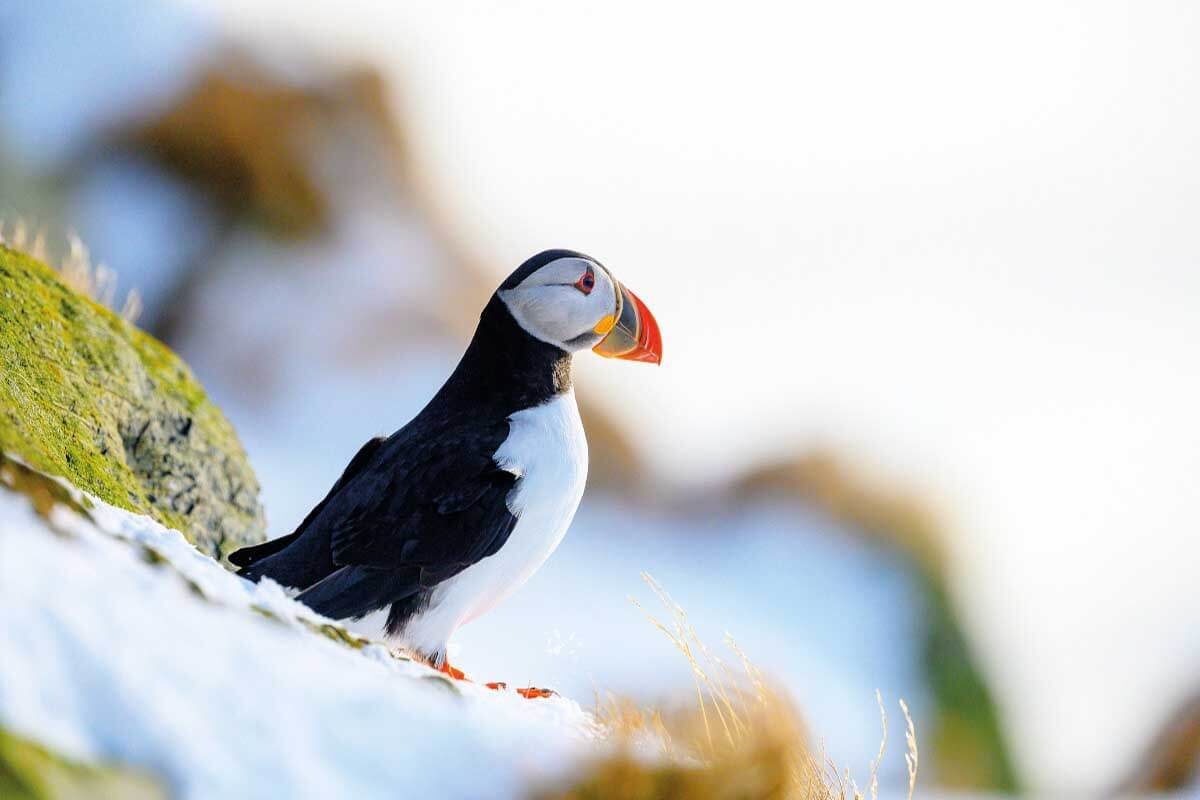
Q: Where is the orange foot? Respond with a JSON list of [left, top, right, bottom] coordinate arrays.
[[438, 663, 554, 699], [437, 661, 468, 681], [483, 681, 555, 699]]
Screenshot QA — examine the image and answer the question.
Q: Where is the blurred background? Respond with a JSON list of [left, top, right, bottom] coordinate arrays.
[[2, 0, 1198, 795]]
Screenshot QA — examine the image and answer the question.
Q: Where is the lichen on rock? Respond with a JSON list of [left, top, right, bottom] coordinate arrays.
[[0, 244, 264, 559]]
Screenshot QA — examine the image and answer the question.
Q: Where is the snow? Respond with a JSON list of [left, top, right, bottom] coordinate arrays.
[[0, 485, 603, 799]]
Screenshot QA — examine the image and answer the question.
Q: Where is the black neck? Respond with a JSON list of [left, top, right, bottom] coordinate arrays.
[[433, 295, 572, 414]]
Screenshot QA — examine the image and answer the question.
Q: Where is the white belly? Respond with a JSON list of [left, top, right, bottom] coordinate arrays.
[[384, 390, 588, 657]]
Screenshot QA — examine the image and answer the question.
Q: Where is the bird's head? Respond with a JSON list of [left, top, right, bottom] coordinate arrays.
[[497, 249, 662, 364]]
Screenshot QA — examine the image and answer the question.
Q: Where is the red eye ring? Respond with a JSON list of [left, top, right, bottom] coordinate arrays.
[[574, 268, 595, 295]]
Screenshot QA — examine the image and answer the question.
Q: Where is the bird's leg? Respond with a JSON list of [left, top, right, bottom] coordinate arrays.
[[437, 660, 468, 681]]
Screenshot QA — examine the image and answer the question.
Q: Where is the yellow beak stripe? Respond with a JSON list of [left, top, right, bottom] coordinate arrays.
[[593, 314, 616, 335]]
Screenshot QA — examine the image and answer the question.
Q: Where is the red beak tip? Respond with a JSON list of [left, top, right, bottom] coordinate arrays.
[[629, 289, 662, 366]]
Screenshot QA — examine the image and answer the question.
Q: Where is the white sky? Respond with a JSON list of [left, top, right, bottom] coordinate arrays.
[[190, 1, 1200, 792]]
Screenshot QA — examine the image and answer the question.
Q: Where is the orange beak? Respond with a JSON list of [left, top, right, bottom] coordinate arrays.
[[592, 281, 662, 364]]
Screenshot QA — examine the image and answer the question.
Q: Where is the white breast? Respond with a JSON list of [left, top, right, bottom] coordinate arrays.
[[387, 390, 588, 656]]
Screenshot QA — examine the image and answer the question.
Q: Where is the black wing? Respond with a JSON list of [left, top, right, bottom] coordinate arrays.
[[245, 419, 521, 622]]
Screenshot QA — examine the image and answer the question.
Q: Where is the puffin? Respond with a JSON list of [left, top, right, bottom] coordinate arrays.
[[230, 249, 661, 696]]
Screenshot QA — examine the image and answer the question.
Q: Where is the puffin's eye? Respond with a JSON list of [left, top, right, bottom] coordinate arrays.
[[574, 268, 595, 295]]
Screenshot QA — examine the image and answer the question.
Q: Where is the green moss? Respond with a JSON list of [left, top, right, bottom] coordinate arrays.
[[0, 728, 166, 800], [300, 620, 372, 650], [0, 245, 264, 559]]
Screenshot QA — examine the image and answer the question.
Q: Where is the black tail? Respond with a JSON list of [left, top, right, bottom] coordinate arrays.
[[229, 531, 300, 569], [233, 529, 339, 589], [295, 566, 418, 621], [231, 435, 387, 591]]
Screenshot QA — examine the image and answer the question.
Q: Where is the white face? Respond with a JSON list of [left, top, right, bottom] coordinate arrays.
[[498, 256, 620, 351]]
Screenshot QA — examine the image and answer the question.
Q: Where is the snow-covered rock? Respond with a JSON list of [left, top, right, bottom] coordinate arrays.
[[0, 465, 603, 799]]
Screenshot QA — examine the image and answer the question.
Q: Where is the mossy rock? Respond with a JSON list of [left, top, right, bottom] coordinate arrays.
[[0, 728, 166, 800], [0, 244, 264, 559]]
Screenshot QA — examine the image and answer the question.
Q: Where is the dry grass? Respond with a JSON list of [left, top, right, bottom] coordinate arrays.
[[0, 220, 142, 323], [542, 574, 918, 800]]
